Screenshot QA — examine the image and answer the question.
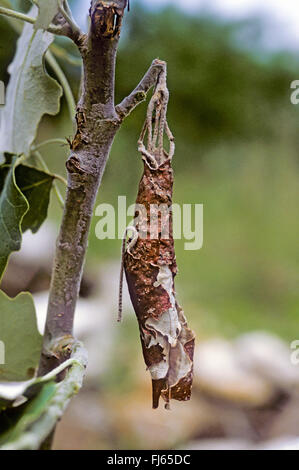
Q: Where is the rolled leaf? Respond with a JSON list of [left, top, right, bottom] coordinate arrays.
[[123, 68, 195, 409], [124, 157, 195, 409]]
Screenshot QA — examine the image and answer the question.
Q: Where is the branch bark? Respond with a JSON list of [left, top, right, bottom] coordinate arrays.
[[39, 1, 165, 375]]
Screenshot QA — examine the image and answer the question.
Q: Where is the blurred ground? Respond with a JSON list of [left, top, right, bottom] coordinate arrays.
[[3, 227, 299, 450], [0, 0, 299, 450]]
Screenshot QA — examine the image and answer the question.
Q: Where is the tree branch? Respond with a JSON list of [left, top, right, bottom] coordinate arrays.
[[115, 59, 167, 119], [38, 0, 127, 375]]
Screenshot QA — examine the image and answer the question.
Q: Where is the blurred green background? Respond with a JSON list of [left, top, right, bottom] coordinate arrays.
[[0, 0, 298, 449]]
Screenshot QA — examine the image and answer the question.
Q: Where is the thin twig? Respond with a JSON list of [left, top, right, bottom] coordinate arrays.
[[58, 0, 81, 36], [115, 59, 167, 119], [32, 138, 68, 151], [0, 6, 35, 26], [137, 65, 173, 166], [0, 6, 64, 35]]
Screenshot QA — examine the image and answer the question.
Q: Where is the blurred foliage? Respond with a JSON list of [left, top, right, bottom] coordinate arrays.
[[0, 1, 298, 342]]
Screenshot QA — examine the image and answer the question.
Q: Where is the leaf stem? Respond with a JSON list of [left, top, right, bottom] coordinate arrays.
[[58, 0, 81, 37], [0, 6, 62, 35], [53, 173, 67, 186], [34, 151, 65, 208], [32, 138, 68, 151], [46, 50, 76, 120], [0, 6, 35, 25]]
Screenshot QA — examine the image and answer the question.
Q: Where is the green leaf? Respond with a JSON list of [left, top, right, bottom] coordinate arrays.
[[0, 6, 62, 157], [0, 290, 42, 382], [0, 342, 88, 449], [0, 345, 85, 415], [0, 158, 28, 280], [15, 164, 54, 233], [35, 0, 59, 31], [0, 382, 57, 446], [0, 159, 55, 279]]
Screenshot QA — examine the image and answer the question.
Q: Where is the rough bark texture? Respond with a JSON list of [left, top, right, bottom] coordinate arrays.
[[39, 1, 166, 375]]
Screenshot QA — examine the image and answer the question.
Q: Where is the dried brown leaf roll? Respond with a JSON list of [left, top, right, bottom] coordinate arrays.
[[120, 66, 195, 409]]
